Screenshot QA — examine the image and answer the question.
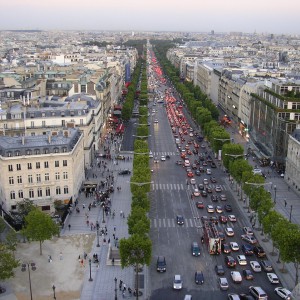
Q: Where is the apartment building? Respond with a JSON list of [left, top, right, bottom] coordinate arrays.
[[0, 128, 84, 213]]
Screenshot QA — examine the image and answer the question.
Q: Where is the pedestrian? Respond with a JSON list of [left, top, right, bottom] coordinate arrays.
[[83, 203, 85, 209], [60, 252, 63, 260], [113, 233, 115, 239], [108, 238, 110, 244], [123, 283, 127, 291], [84, 252, 87, 260], [119, 280, 123, 290], [68, 224, 71, 231], [284, 200, 287, 207], [114, 225, 116, 232]]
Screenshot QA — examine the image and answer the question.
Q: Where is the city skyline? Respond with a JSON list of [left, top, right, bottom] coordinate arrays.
[[1, 0, 300, 35]]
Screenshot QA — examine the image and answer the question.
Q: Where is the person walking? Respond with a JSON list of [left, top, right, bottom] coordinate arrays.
[[68, 224, 71, 231], [284, 199, 287, 207]]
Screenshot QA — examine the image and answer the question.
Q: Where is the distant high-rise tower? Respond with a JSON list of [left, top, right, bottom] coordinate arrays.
[[211, 30, 214, 35], [132, 31, 134, 37]]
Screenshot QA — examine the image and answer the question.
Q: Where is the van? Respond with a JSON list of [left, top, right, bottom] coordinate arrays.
[[175, 138, 180, 144], [191, 242, 201, 256], [249, 286, 268, 299]]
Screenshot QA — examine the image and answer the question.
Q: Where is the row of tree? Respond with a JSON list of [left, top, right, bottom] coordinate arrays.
[[153, 40, 300, 287]]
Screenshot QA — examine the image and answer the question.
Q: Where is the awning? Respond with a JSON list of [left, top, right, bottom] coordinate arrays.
[[113, 111, 122, 115]]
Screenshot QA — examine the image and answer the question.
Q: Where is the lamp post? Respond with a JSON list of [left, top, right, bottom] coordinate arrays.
[[289, 205, 293, 222], [274, 185, 277, 203], [88, 259, 93, 281], [114, 277, 117, 300], [21, 262, 36, 300], [96, 227, 100, 247], [102, 202, 105, 223], [52, 285, 56, 299]]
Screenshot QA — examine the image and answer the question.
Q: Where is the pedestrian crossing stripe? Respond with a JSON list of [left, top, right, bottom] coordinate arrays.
[[151, 183, 227, 191], [152, 151, 176, 156]]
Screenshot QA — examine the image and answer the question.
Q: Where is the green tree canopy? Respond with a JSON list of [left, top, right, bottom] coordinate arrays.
[[0, 244, 19, 281]]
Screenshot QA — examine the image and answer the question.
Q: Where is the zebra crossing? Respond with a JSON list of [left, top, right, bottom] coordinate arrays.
[[152, 151, 177, 157], [150, 217, 239, 229], [151, 183, 227, 191]]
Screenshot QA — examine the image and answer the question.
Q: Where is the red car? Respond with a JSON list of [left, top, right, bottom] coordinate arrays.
[[187, 171, 194, 178], [196, 201, 204, 209]]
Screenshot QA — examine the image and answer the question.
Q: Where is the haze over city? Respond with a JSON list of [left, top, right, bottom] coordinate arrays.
[[1, 0, 300, 34]]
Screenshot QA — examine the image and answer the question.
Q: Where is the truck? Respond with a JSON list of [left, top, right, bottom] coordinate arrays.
[[203, 220, 221, 255]]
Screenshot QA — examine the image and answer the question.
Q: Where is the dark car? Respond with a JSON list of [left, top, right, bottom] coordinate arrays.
[[242, 244, 254, 256], [260, 260, 273, 272], [211, 195, 218, 202], [215, 265, 225, 276], [194, 271, 204, 284], [201, 190, 208, 197], [225, 256, 236, 268], [210, 177, 217, 183], [222, 243, 231, 254], [195, 170, 201, 176], [206, 186, 213, 193], [219, 215, 228, 224], [198, 184, 204, 190], [253, 245, 266, 258], [156, 256, 166, 272], [239, 294, 255, 300], [176, 215, 184, 225], [243, 269, 254, 280], [211, 161, 217, 168], [224, 204, 232, 212], [210, 216, 218, 224], [118, 169, 131, 175]]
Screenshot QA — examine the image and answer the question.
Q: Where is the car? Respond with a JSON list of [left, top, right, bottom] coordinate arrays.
[[210, 176, 217, 183], [176, 215, 184, 225], [218, 277, 229, 290], [253, 246, 266, 258], [198, 183, 204, 190], [274, 287, 292, 299], [203, 178, 209, 185], [225, 256, 236, 268], [176, 160, 182, 165], [249, 286, 268, 300], [250, 261, 261, 272], [192, 163, 197, 170], [215, 265, 225, 276], [219, 215, 228, 224], [241, 235, 257, 244], [225, 227, 234, 237], [206, 185, 213, 193], [195, 170, 201, 176], [201, 216, 209, 224], [154, 119, 158, 123], [118, 169, 131, 175], [154, 157, 159, 163], [186, 167, 192, 173], [160, 155, 166, 161], [267, 273, 279, 284], [216, 205, 223, 213], [211, 161, 217, 168], [224, 204, 232, 212], [166, 155, 170, 159], [261, 260, 273, 272], [149, 151, 153, 158], [191, 242, 201, 256], [230, 242, 240, 251], [242, 244, 254, 256], [210, 216, 219, 224], [184, 295, 192, 300], [201, 190, 208, 197], [173, 274, 183, 290], [207, 205, 214, 213], [228, 294, 241, 300], [228, 215, 236, 222], [239, 294, 255, 300], [206, 168, 212, 175], [156, 256, 166, 272], [215, 185, 222, 192], [187, 171, 194, 178], [211, 195, 219, 202], [220, 194, 227, 201], [231, 271, 242, 283], [194, 271, 204, 284], [237, 255, 247, 265], [202, 161, 208, 166], [243, 269, 254, 280], [222, 243, 231, 254], [196, 201, 204, 209], [193, 188, 200, 197], [190, 178, 196, 185], [243, 227, 254, 235]]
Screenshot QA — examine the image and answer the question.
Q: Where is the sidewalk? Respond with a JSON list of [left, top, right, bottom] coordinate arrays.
[[62, 133, 148, 299]]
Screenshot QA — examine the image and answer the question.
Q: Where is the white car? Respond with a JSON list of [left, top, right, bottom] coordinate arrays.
[[189, 133, 194, 137], [161, 156, 166, 161], [243, 226, 254, 235], [267, 273, 280, 284], [237, 255, 247, 265], [154, 119, 158, 123], [173, 274, 183, 290], [228, 215, 237, 222], [203, 178, 209, 185], [190, 178, 196, 185], [149, 151, 153, 158], [193, 188, 200, 197], [250, 261, 261, 272], [274, 287, 292, 299], [207, 205, 214, 213], [225, 227, 234, 237], [228, 294, 241, 300], [230, 271, 242, 283], [241, 234, 257, 244], [206, 168, 212, 175], [230, 242, 239, 251]]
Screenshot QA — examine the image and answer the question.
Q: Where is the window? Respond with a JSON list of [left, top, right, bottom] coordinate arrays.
[[42, 120, 46, 127], [80, 119, 83, 125], [26, 149, 32, 155], [56, 186, 61, 195], [29, 189, 34, 198], [54, 148, 59, 153], [63, 160, 67, 167], [9, 177, 14, 185], [46, 187, 51, 197], [18, 190, 23, 198], [63, 172, 68, 180], [62, 120, 65, 127], [44, 161, 49, 168], [63, 147, 67, 153], [37, 188, 42, 197], [55, 172, 60, 180], [10, 191, 16, 200], [8, 165, 13, 172], [35, 149, 40, 155], [36, 162, 40, 169], [31, 121, 34, 128], [15, 151, 20, 156], [45, 173, 50, 181], [64, 186, 69, 194], [55, 161, 59, 167], [44, 148, 49, 154], [17, 176, 22, 184], [28, 163, 32, 170], [28, 175, 33, 184], [7, 152, 12, 157], [16, 163, 21, 171], [36, 174, 41, 183]]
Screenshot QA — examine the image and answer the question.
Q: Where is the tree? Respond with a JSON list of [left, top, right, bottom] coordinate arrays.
[[23, 209, 59, 255], [5, 229, 18, 254], [119, 235, 152, 297], [222, 143, 244, 170], [0, 218, 6, 241], [0, 244, 19, 282], [127, 207, 150, 236], [17, 198, 35, 218]]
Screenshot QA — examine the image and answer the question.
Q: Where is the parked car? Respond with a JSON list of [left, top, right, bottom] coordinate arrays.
[[274, 287, 292, 299], [267, 273, 279, 284], [215, 265, 225, 276], [118, 169, 131, 175]]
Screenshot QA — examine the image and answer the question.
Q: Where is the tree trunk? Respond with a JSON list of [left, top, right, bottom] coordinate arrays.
[[135, 262, 139, 300], [295, 262, 299, 286], [39, 240, 42, 255]]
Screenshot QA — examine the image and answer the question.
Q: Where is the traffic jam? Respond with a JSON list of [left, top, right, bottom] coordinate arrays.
[[150, 51, 291, 299]]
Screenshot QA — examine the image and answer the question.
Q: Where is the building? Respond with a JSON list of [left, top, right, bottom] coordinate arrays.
[[0, 128, 84, 213]]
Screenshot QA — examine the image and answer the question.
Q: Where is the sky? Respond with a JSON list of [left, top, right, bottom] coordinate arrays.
[[1, 0, 300, 35]]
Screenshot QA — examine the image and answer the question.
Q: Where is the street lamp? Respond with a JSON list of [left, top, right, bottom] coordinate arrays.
[[101, 202, 106, 223], [52, 285, 56, 299], [114, 277, 118, 300], [88, 259, 93, 281], [21, 262, 36, 300], [96, 227, 100, 247], [274, 185, 277, 203], [289, 205, 293, 222]]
